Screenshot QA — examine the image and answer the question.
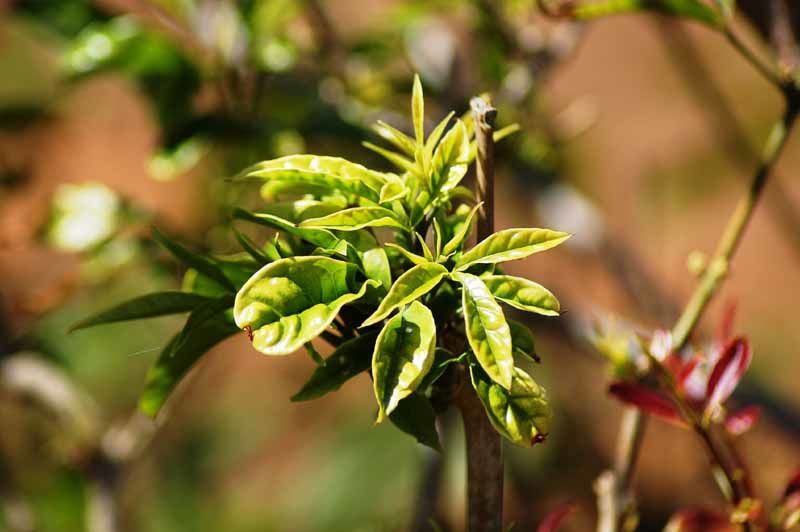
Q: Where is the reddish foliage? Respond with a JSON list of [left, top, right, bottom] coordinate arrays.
[[608, 381, 686, 426], [665, 508, 736, 531], [724, 405, 761, 436], [706, 338, 752, 415], [537, 502, 576, 532]]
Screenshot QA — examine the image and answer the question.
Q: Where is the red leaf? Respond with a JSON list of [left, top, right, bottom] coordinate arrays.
[[724, 405, 761, 436], [677, 356, 702, 389], [665, 508, 736, 532], [537, 502, 576, 532], [784, 470, 800, 500], [608, 382, 686, 426], [705, 338, 752, 413]]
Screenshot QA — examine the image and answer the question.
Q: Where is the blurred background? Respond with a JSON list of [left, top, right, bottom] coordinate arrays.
[[0, 1, 799, 531]]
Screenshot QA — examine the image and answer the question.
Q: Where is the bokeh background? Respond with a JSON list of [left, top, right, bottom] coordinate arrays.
[[1, 1, 798, 531]]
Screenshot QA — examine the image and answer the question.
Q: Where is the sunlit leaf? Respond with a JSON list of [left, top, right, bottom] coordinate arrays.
[[608, 381, 686, 426], [442, 202, 481, 256], [430, 119, 470, 194], [573, 0, 721, 27], [705, 337, 752, 418], [453, 272, 514, 389], [373, 120, 416, 156], [455, 228, 570, 271], [483, 275, 560, 316], [373, 301, 436, 421], [361, 263, 448, 327], [362, 247, 392, 290], [234, 257, 377, 355], [300, 206, 407, 231], [385, 243, 429, 266], [412, 73, 425, 145]]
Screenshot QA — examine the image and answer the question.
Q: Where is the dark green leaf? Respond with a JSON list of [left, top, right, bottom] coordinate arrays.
[[153, 227, 235, 291], [388, 393, 442, 451], [70, 291, 210, 331]]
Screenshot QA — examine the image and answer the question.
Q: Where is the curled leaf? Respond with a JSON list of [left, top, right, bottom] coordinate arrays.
[[471, 365, 551, 446], [372, 301, 436, 421], [537, 502, 576, 532], [234, 257, 376, 355]]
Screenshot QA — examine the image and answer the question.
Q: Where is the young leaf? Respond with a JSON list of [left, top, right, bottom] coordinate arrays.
[[471, 365, 551, 446], [483, 275, 560, 316], [373, 120, 416, 156], [70, 292, 211, 331], [362, 247, 392, 290], [423, 111, 455, 163], [300, 206, 407, 231], [453, 272, 514, 389], [412, 73, 424, 145], [361, 263, 448, 327], [385, 243, 428, 266], [432, 218, 443, 258], [139, 316, 238, 417], [664, 509, 736, 532], [608, 381, 686, 426], [239, 154, 385, 199], [234, 257, 377, 355], [705, 337, 752, 417], [415, 232, 434, 262], [153, 227, 235, 291], [373, 301, 436, 421], [430, 119, 470, 194], [441, 202, 482, 256], [363, 141, 420, 176], [379, 178, 407, 204], [455, 228, 570, 271], [291, 332, 379, 402], [388, 392, 442, 451]]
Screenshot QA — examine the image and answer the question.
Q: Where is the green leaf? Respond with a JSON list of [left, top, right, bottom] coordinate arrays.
[[379, 177, 407, 204], [508, 319, 537, 361], [419, 348, 464, 391], [239, 154, 386, 200], [483, 275, 560, 316], [233, 208, 341, 250], [432, 218, 443, 258], [70, 292, 210, 331], [573, 0, 720, 27], [362, 247, 392, 290], [153, 227, 235, 291], [258, 197, 349, 223], [455, 228, 570, 271], [430, 119, 470, 194], [291, 332, 378, 402], [233, 228, 271, 264], [234, 257, 377, 355], [361, 262, 448, 327], [300, 206, 407, 231], [363, 141, 420, 176], [372, 301, 436, 421], [388, 392, 442, 451], [453, 272, 514, 389], [415, 232, 434, 262], [470, 365, 551, 447], [442, 202, 482, 256], [423, 111, 455, 163], [139, 316, 238, 417], [412, 73, 425, 146], [373, 120, 416, 156], [385, 243, 428, 266]]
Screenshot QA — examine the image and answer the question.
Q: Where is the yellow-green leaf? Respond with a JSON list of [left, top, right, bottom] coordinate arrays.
[[362, 247, 392, 290], [483, 275, 560, 316], [361, 262, 448, 327], [373, 301, 436, 421], [453, 272, 514, 389], [300, 206, 407, 231], [373, 120, 416, 156], [442, 202, 482, 256], [234, 257, 376, 355], [412, 73, 425, 145], [471, 365, 551, 447], [455, 228, 570, 271]]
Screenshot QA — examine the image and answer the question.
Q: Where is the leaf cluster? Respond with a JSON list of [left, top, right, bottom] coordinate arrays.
[[74, 76, 569, 448]]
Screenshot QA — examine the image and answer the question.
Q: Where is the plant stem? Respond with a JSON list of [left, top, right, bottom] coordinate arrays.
[[597, 93, 799, 532], [454, 96, 504, 532]]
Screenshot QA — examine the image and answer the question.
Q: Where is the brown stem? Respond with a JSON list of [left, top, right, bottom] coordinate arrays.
[[472, 97, 497, 240]]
